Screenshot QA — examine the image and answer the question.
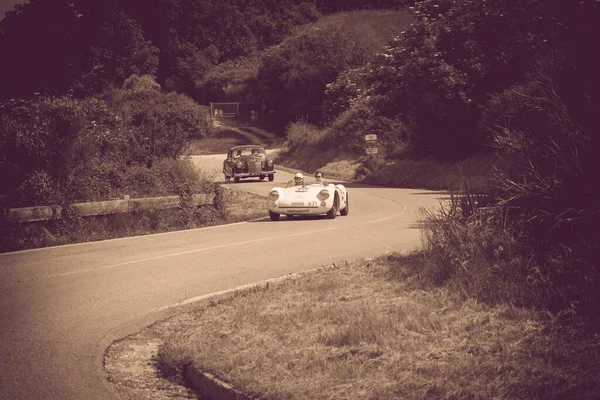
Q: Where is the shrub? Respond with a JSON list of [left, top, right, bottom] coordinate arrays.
[[421, 195, 537, 308], [0, 94, 121, 206], [329, 102, 409, 156], [105, 80, 213, 168], [422, 49, 600, 317], [284, 120, 328, 150]]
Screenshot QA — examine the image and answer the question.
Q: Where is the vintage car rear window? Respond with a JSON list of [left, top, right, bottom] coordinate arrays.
[[234, 148, 265, 156]]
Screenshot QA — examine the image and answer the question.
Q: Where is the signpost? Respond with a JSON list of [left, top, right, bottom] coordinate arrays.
[[364, 134, 378, 154]]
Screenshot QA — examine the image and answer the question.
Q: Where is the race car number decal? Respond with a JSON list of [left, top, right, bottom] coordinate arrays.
[[307, 201, 318, 207]]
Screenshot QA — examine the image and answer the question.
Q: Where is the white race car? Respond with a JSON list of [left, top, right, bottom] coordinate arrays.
[[267, 182, 349, 221]]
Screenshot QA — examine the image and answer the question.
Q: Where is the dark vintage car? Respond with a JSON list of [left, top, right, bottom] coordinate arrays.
[[223, 145, 275, 183]]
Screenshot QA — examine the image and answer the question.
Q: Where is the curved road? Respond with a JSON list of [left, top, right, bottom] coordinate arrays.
[[0, 155, 442, 400]]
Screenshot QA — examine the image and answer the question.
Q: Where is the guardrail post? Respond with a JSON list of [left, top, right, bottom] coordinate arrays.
[[124, 195, 130, 212]]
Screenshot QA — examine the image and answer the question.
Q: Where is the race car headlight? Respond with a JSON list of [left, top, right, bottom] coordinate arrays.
[[317, 189, 330, 201], [268, 190, 280, 201], [235, 161, 243, 168]]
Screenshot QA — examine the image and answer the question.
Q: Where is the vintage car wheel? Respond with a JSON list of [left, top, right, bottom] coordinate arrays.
[[269, 210, 280, 221], [268, 174, 274, 181], [327, 193, 339, 219], [234, 177, 240, 183], [259, 175, 266, 181], [340, 193, 349, 216]]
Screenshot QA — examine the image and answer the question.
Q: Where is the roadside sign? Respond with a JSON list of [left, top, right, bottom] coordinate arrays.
[[364, 134, 377, 142], [366, 147, 378, 155]]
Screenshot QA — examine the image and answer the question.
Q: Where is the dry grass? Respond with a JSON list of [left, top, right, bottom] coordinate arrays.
[[157, 254, 600, 400], [220, 188, 268, 222]]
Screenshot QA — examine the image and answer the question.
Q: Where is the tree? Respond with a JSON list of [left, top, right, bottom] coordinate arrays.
[[351, 0, 555, 159], [73, 10, 159, 96], [257, 23, 375, 125], [0, 0, 87, 99]]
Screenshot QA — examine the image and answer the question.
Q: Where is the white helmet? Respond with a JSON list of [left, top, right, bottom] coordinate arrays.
[[294, 173, 304, 185]]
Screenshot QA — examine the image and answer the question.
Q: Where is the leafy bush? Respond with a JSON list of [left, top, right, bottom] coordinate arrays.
[[284, 120, 328, 150], [104, 76, 213, 167], [422, 47, 600, 317], [1, 76, 214, 208], [0, 94, 121, 206], [329, 102, 409, 155]]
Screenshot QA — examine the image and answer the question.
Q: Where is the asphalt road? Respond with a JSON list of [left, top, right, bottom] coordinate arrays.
[[0, 154, 442, 400]]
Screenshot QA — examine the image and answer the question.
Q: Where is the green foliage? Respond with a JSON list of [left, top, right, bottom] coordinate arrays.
[[485, 51, 600, 316], [422, 43, 600, 316], [421, 195, 537, 307], [196, 53, 264, 102], [0, 94, 121, 206], [329, 102, 409, 155], [0, 0, 88, 98], [258, 21, 386, 125], [284, 120, 329, 150], [74, 10, 159, 96], [105, 76, 213, 167], [336, 0, 555, 159], [0, 75, 213, 207], [323, 66, 371, 121], [0, 0, 319, 100]]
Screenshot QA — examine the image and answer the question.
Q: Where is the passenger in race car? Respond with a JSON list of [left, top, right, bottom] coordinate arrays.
[[314, 170, 326, 185]]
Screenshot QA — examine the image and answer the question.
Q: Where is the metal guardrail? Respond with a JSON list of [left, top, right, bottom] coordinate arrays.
[[5, 193, 215, 223]]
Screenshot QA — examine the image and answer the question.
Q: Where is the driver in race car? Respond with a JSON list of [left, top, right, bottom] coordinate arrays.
[[287, 172, 305, 187]]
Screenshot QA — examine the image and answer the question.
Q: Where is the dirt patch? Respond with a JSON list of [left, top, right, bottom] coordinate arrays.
[[105, 324, 199, 400]]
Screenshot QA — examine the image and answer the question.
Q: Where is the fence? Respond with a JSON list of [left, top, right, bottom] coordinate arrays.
[[4, 193, 215, 223], [210, 102, 258, 127]]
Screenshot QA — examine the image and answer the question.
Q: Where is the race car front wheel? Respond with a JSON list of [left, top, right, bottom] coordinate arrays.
[[340, 193, 349, 216], [269, 210, 280, 221], [327, 194, 338, 219]]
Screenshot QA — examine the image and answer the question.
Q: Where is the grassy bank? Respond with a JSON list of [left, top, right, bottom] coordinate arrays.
[[0, 188, 268, 253], [155, 253, 600, 399], [275, 146, 496, 193]]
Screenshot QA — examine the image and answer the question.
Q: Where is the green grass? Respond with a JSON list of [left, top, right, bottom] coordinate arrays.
[[156, 253, 600, 399], [0, 188, 268, 253], [361, 154, 498, 192]]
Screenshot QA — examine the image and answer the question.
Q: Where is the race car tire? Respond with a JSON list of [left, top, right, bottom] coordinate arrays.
[[340, 193, 349, 216], [327, 194, 338, 219], [269, 210, 280, 221]]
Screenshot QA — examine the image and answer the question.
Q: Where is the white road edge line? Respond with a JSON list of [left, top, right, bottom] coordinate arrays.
[[49, 205, 406, 279], [0, 221, 250, 256]]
